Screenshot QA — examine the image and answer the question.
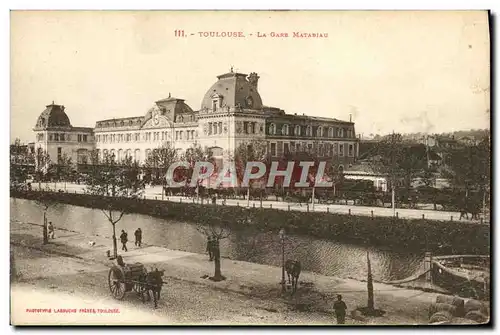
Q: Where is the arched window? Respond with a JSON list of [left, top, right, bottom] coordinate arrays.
[[269, 123, 276, 135], [134, 149, 141, 162], [282, 124, 289, 136], [306, 126, 312, 136], [294, 125, 301, 136], [118, 149, 123, 161], [317, 126, 323, 137], [328, 127, 334, 138]]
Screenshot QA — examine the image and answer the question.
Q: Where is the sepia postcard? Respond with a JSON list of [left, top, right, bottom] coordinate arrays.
[[9, 10, 491, 326]]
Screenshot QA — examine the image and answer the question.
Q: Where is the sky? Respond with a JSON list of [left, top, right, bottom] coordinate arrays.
[[10, 10, 490, 143]]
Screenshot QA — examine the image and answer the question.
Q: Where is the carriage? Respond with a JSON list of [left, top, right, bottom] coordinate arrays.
[[108, 256, 165, 308]]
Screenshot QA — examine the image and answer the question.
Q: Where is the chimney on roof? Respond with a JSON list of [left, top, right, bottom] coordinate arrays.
[[349, 114, 352, 122]]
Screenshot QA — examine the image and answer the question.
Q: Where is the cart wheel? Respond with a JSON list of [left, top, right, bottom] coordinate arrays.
[[108, 267, 126, 300]]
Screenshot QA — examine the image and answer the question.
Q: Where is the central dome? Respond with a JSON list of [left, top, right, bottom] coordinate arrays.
[[200, 70, 263, 110]]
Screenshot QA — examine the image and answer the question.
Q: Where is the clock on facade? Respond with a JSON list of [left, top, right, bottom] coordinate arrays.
[[246, 96, 254, 108]]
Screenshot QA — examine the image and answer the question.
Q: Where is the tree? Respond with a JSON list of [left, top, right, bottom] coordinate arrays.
[[366, 252, 374, 311], [35, 148, 51, 190], [10, 141, 29, 190], [10, 164, 28, 190], [442, 138, 490, 196], [234, 140, 270, 207], [34, 191, 58, 244], [369, 133, 406, 212], [58, 153, 73, 192], [197, 218, 231, 282], [181, 143, 214, 200], [441, 136, 490, 217], [144, 142, 179, 200], [85, 152, 145, 258]]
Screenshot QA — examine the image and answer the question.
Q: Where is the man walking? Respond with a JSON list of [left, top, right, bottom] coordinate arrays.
[[48, 222, 55, 239], [134, 228, 142, 247], [333, 294, 348, 325], [120, 230, 128, 252]]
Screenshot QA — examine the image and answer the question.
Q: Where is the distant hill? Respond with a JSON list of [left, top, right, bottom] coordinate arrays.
[[361, 129, 490, 142]]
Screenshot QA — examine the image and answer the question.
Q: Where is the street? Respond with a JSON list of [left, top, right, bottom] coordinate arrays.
[[33, 182, 481, 223], [10, 219, 443, 326], [11, 243, 336, 325]]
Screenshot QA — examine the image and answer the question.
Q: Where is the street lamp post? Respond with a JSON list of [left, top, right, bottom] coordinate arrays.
[[279, 228, 286, 294]]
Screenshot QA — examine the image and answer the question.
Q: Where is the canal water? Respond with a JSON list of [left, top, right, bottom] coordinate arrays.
[[10, 198, 424, 281]]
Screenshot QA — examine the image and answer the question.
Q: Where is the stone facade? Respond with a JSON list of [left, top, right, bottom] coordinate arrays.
[[34, 70, 359, 169], [33, 102, 94, 169]]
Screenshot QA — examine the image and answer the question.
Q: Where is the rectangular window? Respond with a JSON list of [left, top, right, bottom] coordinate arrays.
[[349, 144, 354, 157], [277, 141, 283, 157], [270, 143, 277, 156], [290, 141, 295, 152], [319, 144, 324, 156], [60, 134, 65, 141], [284, 143, 290, 155], [48, 134, 53, 141], [308, 144, 313, 153], [243, 122, 248, 134], [208, 123, 213, 135], [339, 143, 344, 156], [180, 131, 183, 140], [218, 122, 222, 134], [83, 135, 88, 142], [54, 134, 59, 141]]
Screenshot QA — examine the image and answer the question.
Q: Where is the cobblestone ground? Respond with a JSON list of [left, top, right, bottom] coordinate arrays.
[[11, 244, 338, 325], [11, 220, 449, 326]]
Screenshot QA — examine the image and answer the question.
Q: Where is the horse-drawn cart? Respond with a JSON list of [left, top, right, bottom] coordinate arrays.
[[108, 257, 165, 308]]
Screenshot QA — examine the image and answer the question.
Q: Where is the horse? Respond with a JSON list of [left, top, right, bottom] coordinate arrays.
[[140, 268, 165, 308], [285, 260, 301, 294]]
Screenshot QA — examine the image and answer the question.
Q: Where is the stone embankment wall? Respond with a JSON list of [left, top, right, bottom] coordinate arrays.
[[10, 190, 490, 254]]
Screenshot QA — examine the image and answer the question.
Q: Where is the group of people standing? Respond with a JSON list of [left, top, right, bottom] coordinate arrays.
[[119, 228, 142, 252], [205, 236, 219, 261]]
